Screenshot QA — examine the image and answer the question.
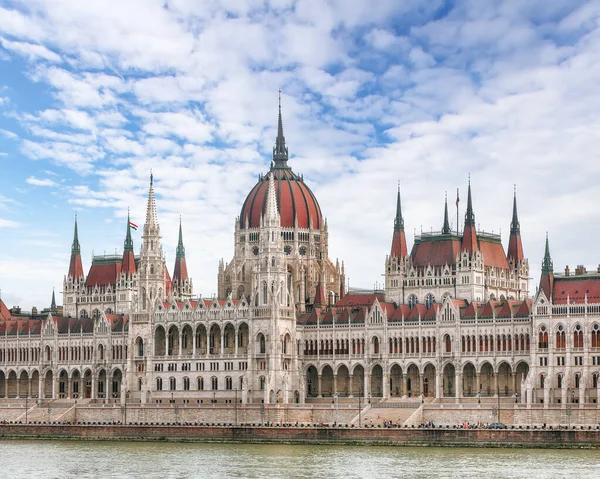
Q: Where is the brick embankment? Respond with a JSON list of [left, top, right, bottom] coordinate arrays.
[[0, 425, 599, 448]]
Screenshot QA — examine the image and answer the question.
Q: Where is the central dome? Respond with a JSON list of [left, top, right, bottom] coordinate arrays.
[[239, 97, 322, 230], [240, 168, 322, 229]]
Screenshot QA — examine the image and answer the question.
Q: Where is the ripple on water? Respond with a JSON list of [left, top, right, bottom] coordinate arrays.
[[0, 440, 598, 479]]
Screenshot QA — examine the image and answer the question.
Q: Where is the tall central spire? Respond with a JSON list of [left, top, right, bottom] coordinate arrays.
[[145, 173, 159, 227], [272, 90, 289, 169], [68, 215, 84, 279], [507, 186, 524, 263]]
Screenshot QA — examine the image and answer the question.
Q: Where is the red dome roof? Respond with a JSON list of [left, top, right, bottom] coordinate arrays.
[[240, 168, 322, 229]]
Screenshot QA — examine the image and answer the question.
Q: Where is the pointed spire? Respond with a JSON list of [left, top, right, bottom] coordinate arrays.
[[272, 90, 289, 169], [394, 182, 404, 232], [71, 214, 80, 255], [51, 288, 56, 312], [510, 185, 520, 234], [264, 172, 280, 226], [176, 217, 185, 259], [68, 215, 84, 279], [145, 173, 159, 227], [464, 176, 475, 227], [390, 184, 408, 259], [461, 176, 478, 254], [542, 232, 553, 274], [124, 209, 134, 252], [442, 192, 451, 234], [507, 186, 524, 262]]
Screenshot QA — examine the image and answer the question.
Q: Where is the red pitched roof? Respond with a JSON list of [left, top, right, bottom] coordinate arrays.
[[552, 276, 600, 304], [336, 294, 384, 307], [390, 230, 407, 259], [122, 250, 136, 276], [462, 224, 478, 254], [507, 231, 524, 263], [410, 237, 461, 267], [0, 299, 11, 321], [479, 239, 509, 269], [86, 260, 121, 287]]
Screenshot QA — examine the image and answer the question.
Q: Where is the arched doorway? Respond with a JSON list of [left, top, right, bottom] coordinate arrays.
[[390, 364, 402, 397], [352, 365, 365, 397], [155, 326, 166, 356], [321, 365, 334, 396], [336, 365, 350, 397], [462, 363, 476, 396], [371, 364, 383, 398], [195, 324, 207, 355], [497, 362, 512, 396], [181, 325, 193, 355], [480, 362, 494, 396], [406, 364, 419, 397], [443, 363, 455, 397], [423, 363, 436, 398], [306, 365, 318, 397]]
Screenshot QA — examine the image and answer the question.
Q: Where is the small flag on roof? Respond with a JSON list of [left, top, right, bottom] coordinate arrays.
[[456, 188, 460, 207], [129, 221, 138, 231]]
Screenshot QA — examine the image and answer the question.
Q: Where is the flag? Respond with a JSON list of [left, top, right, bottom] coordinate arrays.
[[456, 189, 460, 207], [129, 221, 138, 231]]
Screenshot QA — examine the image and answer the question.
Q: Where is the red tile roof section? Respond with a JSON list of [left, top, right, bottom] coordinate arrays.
[[410, 237, 461, 267], [479, 239, 509, 269], [390, 230, 407, 259], [68, 253, 84, 279], [552, 277, 600, 304], [336, 294, 385, 307], [462, 224, 478, 254], [85, 261, 121, 287], [507, 231, 524, 263], [122, 250, 136, 276]]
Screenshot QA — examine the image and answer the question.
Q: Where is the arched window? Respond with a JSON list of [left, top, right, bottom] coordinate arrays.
[[156, 377, 163, 391], [262, 282, 268, 305], [98, 344, 105, 360], [538, 326, 548, 349], [372, 337, 379, 354], [211, 376, 218, 390], [592, 324, 599, 348], [183, 377, 190, 391], [556, 326, 566, 349], [408, 295, 417, 308], [557, 374, 563, 389], [225, 376, 233, 390], [425, 294, 435, 308], [197, 377, 204, 390], [169, 377, 176, 390], [574, 325, 583, 349], [444, 334, 451, 353], [540, 375, 545, 389]]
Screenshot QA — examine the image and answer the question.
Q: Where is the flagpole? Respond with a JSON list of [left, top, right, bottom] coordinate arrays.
[[456, 188, 459, 236]]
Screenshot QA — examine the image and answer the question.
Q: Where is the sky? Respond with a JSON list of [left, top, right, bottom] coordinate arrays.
[[0, 0, 599, 311]]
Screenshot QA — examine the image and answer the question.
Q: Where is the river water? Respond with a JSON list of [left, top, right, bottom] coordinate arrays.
[[0, 440, 598, 478]]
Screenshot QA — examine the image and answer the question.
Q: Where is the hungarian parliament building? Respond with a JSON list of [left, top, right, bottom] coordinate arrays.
[[1, 105, 599, 408]]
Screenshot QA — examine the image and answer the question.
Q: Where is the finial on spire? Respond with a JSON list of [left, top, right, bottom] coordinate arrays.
[[464, 176, 475, 227], [176, 217, 186, 259], [394, 183, 404, 232], [272, 91, 289, 169], [51, 288, 56, 312], [510, 184, 520, 234], [442, 191, 451, 234], [150, 170, 153, 185], [542, 232, 553, 274], [71, 214, 81, 255], [124, 209, 134, 252]]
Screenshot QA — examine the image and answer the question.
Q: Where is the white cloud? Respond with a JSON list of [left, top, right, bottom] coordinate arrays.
[[0, 218, 18, 228], [25, 176, 57, 187], [0, 37, 61, 62]]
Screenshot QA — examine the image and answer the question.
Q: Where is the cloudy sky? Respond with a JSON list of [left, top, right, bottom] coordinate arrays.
[[1, 0, 599, 310]]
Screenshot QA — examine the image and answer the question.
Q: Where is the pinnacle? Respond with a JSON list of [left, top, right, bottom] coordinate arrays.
[[442, 192, 451, 234], [464, 177, 475, 227], [145, 173, 159, 227], [510, 185, 520, 234], [71, 214, 81, 255], [124, 209, 134, 252], [542, 232, 553, 275], [272, 91, 289, 169], [176, 217, 186, 259], [394, 184, 404, 232]]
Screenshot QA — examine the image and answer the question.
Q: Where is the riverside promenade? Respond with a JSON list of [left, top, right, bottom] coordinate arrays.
[[1, 423, 599, 448]]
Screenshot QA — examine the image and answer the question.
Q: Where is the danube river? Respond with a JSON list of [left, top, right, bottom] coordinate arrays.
[[0, 440, 598, 478]]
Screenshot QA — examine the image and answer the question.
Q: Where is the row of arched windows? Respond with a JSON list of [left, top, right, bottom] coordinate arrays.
[[538, 324, 599, 349], [155, 376, 243, 391], [461, 334, 531, 353], [0, 347, 41, 363]]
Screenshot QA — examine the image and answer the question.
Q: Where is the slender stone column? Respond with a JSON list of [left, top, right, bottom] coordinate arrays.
[[493, 372, 499, 397], [333, 374, 338, 395], [435, 371, 441, 399], [383, 373, 389, 399], [455, 372, 461, 403], [402, 374, 408, 399], [192, 331, 197, 357], [418, 373, 424, 397], [317, 374, 322, 398], [348, 374, 354, 398], [235, 330, 239, 356]]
